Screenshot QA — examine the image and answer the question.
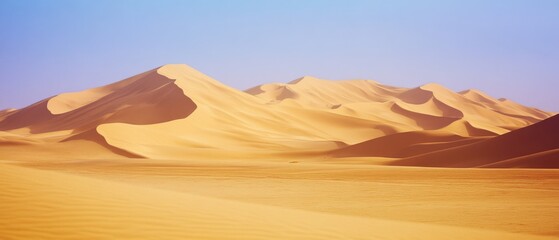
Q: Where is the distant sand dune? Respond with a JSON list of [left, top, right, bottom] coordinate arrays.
[[390, 114, 559, 168], [331, 131, 482, 158], [0, 64, 555, 166], [1, 64, 558, 239]]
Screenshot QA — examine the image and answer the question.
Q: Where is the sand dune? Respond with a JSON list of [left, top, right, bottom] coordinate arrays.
[[0, 68, 196, 134], [0, 64, 552, 161], [390, 114, 559, 168], [331, 131, 487, 158], [479, 149, 559, 168], [461, 89, 552, 121], [0, 108, 16, 121], [249, 78, 550, 135], [1, 63, 558, 239]]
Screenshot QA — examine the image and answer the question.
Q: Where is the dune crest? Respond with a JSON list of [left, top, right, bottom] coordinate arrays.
[[0, 63, 555, 165], [1, 64, 558, 240], [389, 114, 559, 168]]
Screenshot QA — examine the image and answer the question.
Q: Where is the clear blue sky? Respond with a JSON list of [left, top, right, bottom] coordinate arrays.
[[1, 0, 558, 111]]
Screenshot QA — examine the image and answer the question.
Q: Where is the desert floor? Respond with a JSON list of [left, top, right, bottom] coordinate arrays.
[[1, 158, 558, 240]]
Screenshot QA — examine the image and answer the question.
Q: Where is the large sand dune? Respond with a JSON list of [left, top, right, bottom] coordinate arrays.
[[0, 64, 553, 161], [1, 64, 558, 239], [389, 114, 559, 167]]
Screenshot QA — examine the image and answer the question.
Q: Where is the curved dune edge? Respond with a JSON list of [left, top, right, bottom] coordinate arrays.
[[0, 108, 17, 121], [45, 70, 154, 115], [0, 64, 557, 167], [479, 149, 559, 168], [1, 163, 554, 240], [2, 67, 197, 134], [62, 128, 144, 158], [390, 103, 457, 130], [248, 75, 548, 136], [331, 131, 473, 158], [388, 114, 559, 168], [460, 89, 553, 120], [441, 120, 500, 137], [47, 88, 112, 115]]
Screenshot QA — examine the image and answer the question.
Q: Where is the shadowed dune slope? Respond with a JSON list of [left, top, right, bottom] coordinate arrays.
[[331, 131, 488, 158], [0, 66, 198, 158], [248, 79, 551, 135], [96, 66, 396, 159], [460, 89, 551, 121], [0, 108, 16, 122], [0, 69, 197, 134], [389, 114, 559, 168], [0, 63, 555, 166], [479, 149, 559, 168]]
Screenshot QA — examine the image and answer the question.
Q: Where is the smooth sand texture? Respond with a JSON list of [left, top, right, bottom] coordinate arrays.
[[1, 64, 558, 239], [0, 64, 554, 162], [391, 114, 559, 167], [331, 131, 488, 158], [2, 162, 558, 240]]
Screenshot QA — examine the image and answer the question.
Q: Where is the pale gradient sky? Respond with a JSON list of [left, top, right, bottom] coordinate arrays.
[[1, 0, 558, 111]]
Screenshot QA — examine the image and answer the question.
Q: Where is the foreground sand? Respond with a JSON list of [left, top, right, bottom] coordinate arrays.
[[2, 159, 558, 239]]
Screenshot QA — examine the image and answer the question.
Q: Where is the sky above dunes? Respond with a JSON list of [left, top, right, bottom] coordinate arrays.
[[0, 0, 558, 111]]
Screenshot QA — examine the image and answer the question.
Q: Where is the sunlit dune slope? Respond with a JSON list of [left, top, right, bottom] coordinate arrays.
[[248, 79, 551, 134], [389, 114, 559, 168], [0, 68, 196, 133], [0, 63, 555, 165], [460, 89, 551, 121], [96, 65, 393, 159]]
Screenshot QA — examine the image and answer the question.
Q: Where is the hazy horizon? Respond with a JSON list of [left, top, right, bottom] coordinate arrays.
[[1, 0, 558, 111]]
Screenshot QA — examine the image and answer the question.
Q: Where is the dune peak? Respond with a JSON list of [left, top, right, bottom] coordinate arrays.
[[1, 64, 555, 167], [1, 63, 558, 240], [156, 64, 207, 80], [288, 76, 322, 84], [419, 82, 452, 93], [460, 89, 494, 98], [459, 89, 479, 94]]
